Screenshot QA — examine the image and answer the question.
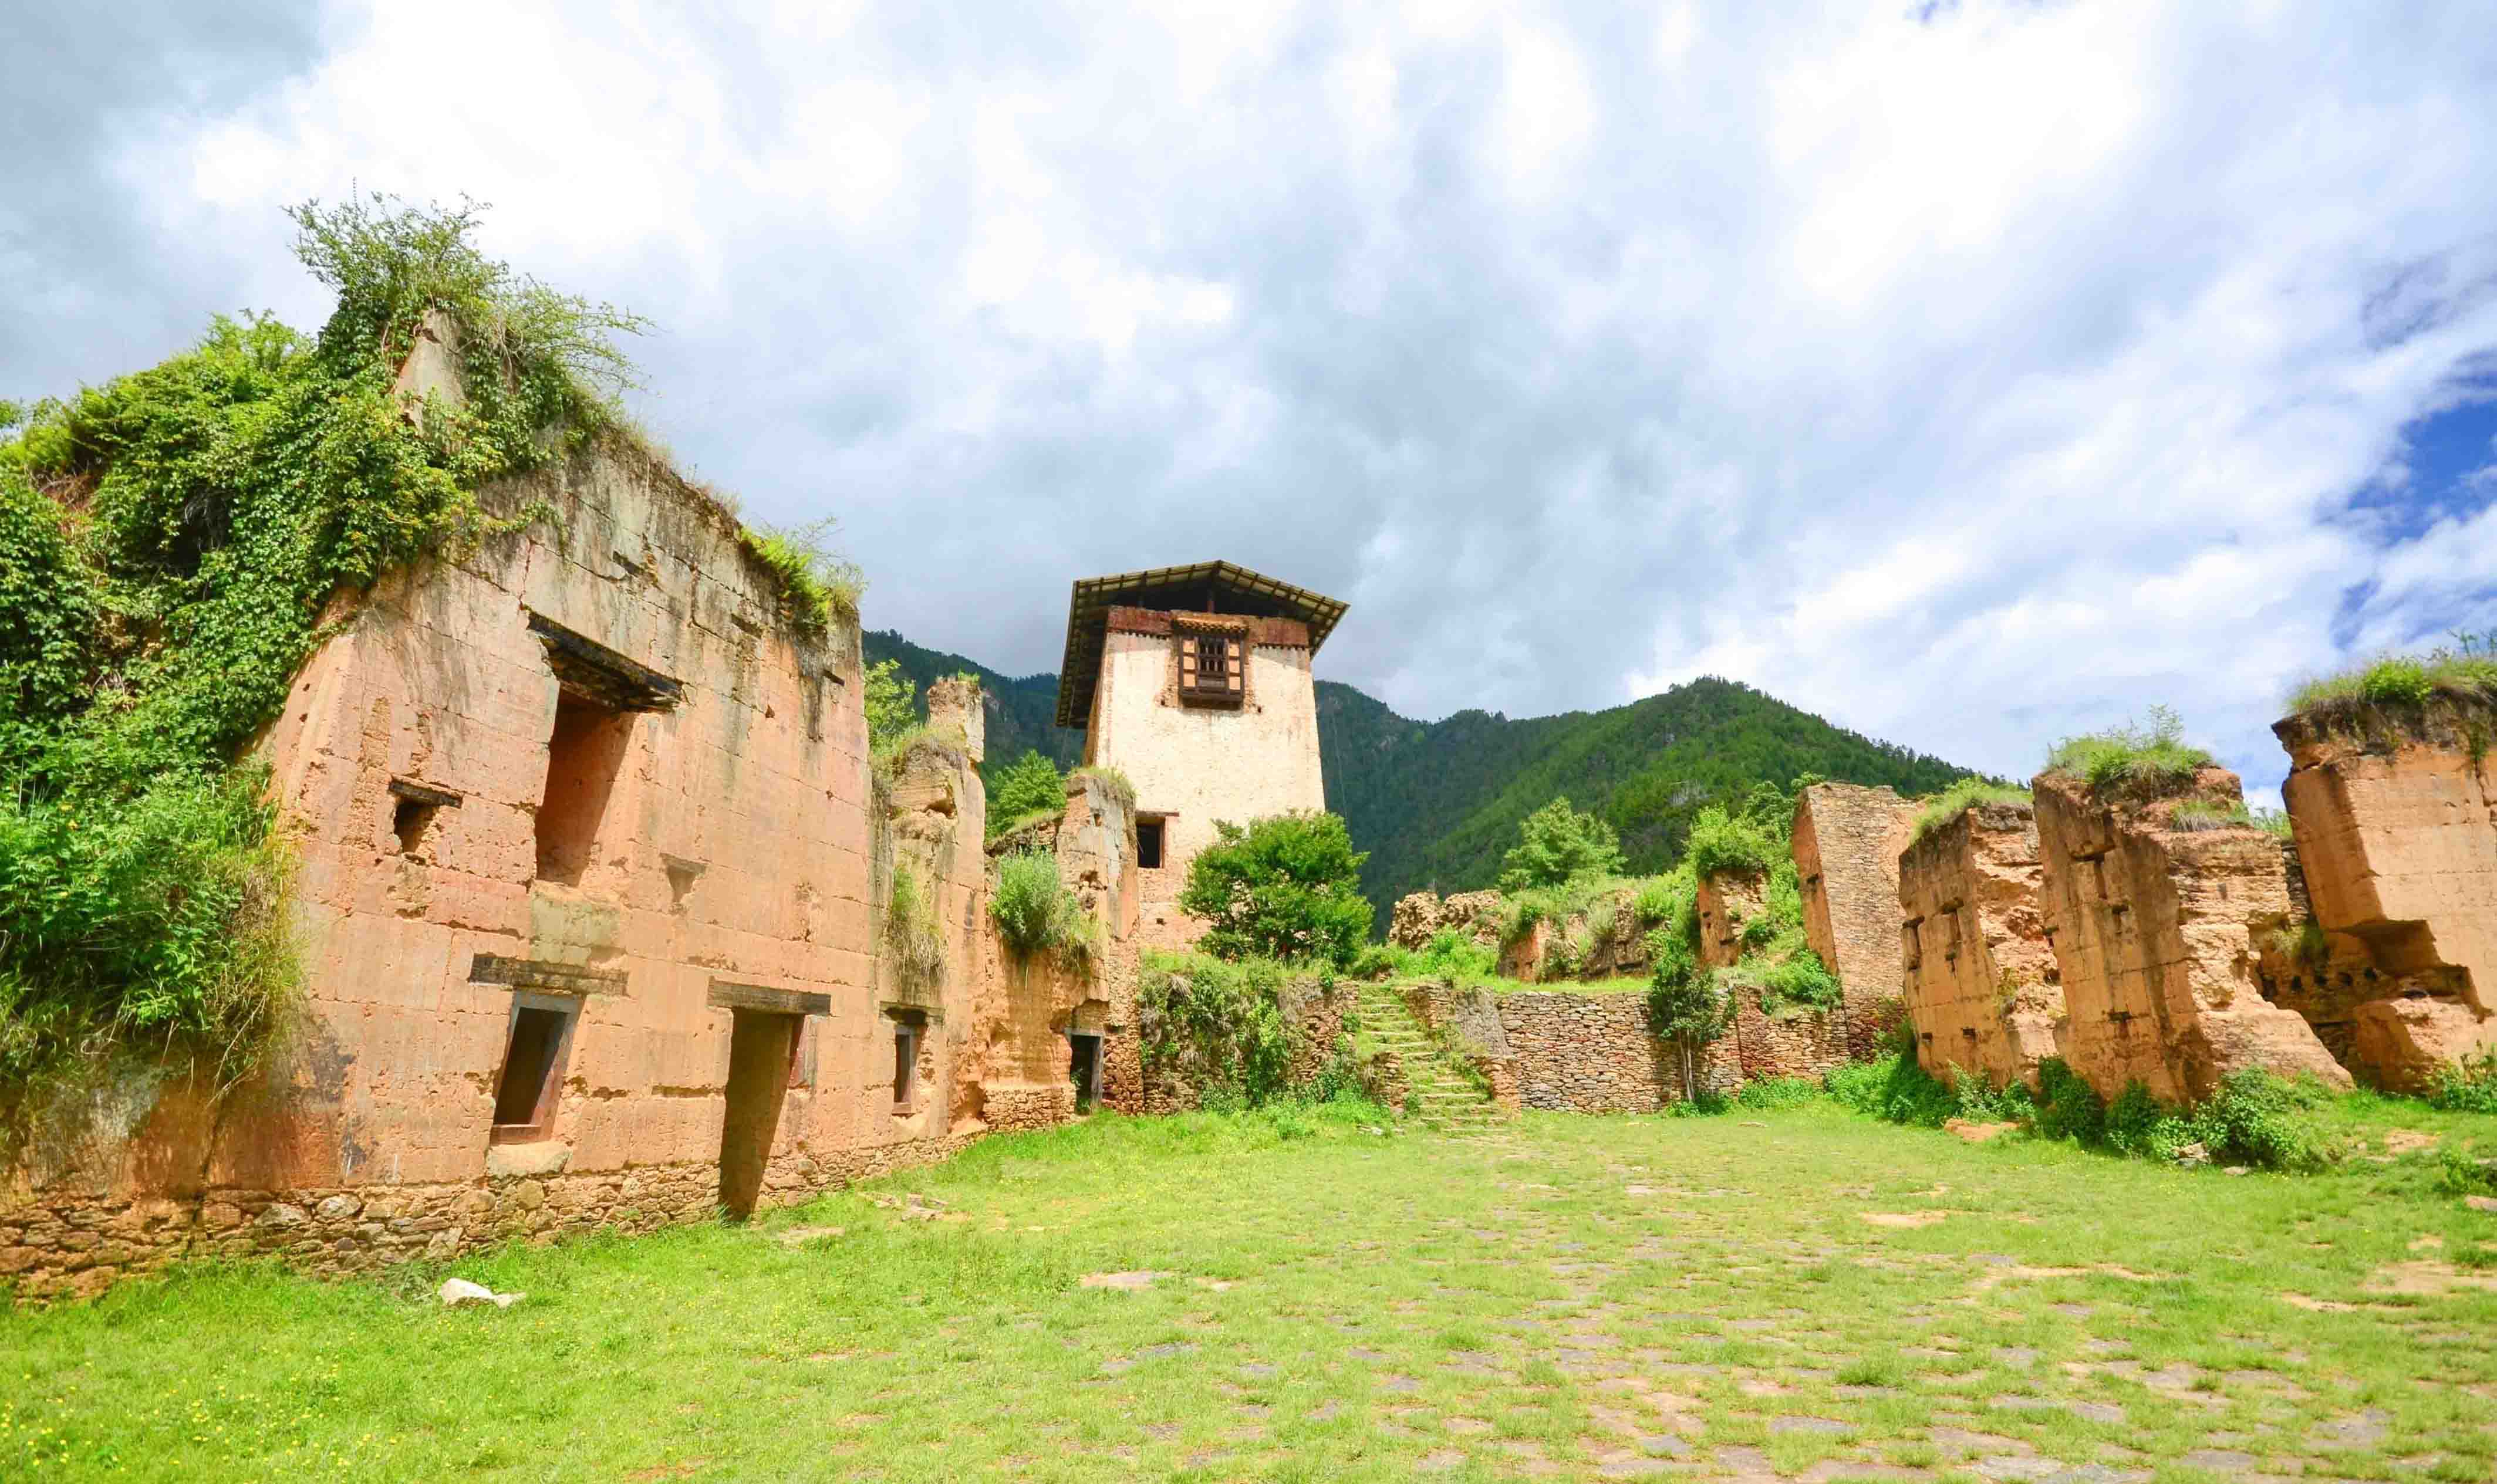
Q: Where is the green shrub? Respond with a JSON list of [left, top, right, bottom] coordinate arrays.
[[2428, 1050, 2497, 1115], [1177, 812, 1372, 967], [1733, 1076, 1821, 1111], [1498, 796, 1625, 890], [1630, 869, 1689, 927], [1823, 1053, 1958, 1128], [1909, 777, 2032, 843], [2434, 1144, 2497, 1197], [1136, 952, 1295, 1107], [2187, 1070, 2340, 1171], [989, 851, 1096, 968], [1645, 904, 1726, 1102], [1684, 804, 1779, 881], [986, 750, 1065, 839], [2043, 705, 2213, 797], [2169, 799, 2256, 832], [1756, 948, 1843, 1015], [2032, 1059, 2106, 1144], [2103, 1081, 2189, 1160]]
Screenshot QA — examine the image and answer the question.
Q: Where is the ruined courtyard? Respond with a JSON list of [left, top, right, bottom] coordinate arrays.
[[11, 1101, 2496, 1481]]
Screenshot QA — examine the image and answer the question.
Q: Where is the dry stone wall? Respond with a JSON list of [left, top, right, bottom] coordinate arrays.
[[2273, 708, 2497, 1091], [2034, 769, 2350, 1104], [1793, 784, 1917, 1058], [1896, 802, 2064, 1088], [1494, 993, 1678, 1111]]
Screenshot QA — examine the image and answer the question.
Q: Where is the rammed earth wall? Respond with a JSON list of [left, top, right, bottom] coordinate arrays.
[[1895, 802, 2063, 1089], [1793, 783, 1917, 1058], [2273, 707, 2497, 1091], [2034, 769, 2350, 1104]]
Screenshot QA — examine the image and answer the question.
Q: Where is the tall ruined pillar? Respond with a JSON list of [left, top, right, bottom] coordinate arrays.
[[926, 675, 985, 764], [2033, 767, 2348, 1103], [1895, 799, 2063, 1087], [2273, 704, 2497, 1090], [1793, 783, 1918, 1057]]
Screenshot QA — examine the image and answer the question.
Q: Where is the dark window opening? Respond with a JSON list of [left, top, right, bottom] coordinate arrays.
[[1136, 819, 1165, 870], [666, 857, 703, 912], [536, 692, 632, 885], [393, 797, 440, 856], [892, 1016, 924, 1114], [491, 999, 577, 1144], [1068, 1033, 1104, 1111]]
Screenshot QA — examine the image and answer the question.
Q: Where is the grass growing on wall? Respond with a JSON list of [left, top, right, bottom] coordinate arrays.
[[989, 851, 1099, 971], [2042, 705, 2213, 797], [1135, 951, 1298, 1107], [1908, 777, 2032, 843]]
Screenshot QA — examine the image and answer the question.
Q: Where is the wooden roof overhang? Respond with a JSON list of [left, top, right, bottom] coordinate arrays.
[[1052, 561, 1348, 728]]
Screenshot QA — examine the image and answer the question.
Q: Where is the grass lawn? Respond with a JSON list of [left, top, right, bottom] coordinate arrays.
[[8, 1101, 2497, 1480]]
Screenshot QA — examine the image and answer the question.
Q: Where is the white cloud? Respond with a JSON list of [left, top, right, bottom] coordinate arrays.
[[8, 0, 2497, 802]]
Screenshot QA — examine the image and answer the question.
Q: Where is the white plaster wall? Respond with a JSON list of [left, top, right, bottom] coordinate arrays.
[[1085, 626, 1326, 941]]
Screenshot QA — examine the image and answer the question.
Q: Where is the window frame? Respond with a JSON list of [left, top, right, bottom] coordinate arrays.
[[489, 991, 582, 1145]]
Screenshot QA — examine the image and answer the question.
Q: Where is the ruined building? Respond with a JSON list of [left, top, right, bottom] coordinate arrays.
[[2271, 704, 2497, 1090], [1, 336, 1165, 1299], [2033, 768, 2349, 1103], [1054, 562, 1347, 947], [1895, 799, 2064, 1088]]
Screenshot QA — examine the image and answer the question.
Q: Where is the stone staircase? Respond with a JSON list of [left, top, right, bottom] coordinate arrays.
[[1352, 982, 1505, 1134]]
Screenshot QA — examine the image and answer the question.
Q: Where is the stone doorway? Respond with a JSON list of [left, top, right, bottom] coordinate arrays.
[[718, 1009, 799, 1219], [1068, 1032, 1104, 1112]]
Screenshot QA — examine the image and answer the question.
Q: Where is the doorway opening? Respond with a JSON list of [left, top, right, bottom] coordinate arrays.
[[717, 1009, 800, 1219], [1068, 1033, 1103, 1113]]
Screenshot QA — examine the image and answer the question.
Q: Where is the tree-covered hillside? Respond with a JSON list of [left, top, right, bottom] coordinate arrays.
[[1318, 675, 1974, 911], [866, 630, 1978, 921]]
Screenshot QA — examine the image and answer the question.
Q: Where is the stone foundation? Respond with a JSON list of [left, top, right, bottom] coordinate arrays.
[[1496, 993, 1678, 1111], [3, 1135, 974, 1302]]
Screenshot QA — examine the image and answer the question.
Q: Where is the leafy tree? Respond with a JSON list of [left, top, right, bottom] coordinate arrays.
[[1497, 796, 1625, 890], [1178, 812, 1374, 966], [1645, 914, 1726, 1103], [986, 749, 1065, 836], [863, 658, 915, 753]]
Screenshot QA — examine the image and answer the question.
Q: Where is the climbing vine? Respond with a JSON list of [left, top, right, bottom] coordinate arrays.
[[0, 194, 655, 1145]]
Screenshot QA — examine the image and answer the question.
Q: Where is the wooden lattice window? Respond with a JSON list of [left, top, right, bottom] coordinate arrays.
[[1176, 631, 1244, 707]]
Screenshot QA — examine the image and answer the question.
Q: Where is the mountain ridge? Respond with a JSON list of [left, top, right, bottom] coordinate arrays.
[[862, 630, 1976, 914]]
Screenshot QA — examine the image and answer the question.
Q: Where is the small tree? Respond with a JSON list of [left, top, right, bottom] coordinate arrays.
[[1177, 811, 1374, 966], [1498, 796, 1626, 890], [986, 749, 1065, 836], [1646, 918, 1727, 1101], [863, 658, 915, 753]]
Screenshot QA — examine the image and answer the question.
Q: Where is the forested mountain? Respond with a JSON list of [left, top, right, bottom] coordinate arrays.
[[863, 631, 1976, 916]]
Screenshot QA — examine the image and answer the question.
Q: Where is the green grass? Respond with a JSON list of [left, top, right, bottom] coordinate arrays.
[[1909, 776, 2032, 843], [9, 1101, 2497, 1480], [2043, 705, 2215, 797], [2288, 635, 2497, 721]]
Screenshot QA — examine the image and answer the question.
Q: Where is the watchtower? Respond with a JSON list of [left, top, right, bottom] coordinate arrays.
[[1054, 561, 1348, 945]]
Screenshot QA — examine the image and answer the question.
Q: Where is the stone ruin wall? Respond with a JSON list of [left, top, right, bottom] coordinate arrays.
[[2034, 769, 2349, 1105], [1694, 869, 1767, 972], [965, 769, 1146, 1131], [3, 425, 956, 1299], [1793, 783, 1917, 1059], [2272, 709, 2497, 1091], [1895, 802, 2064, 1089], [2, 411, 1149, 1302], [1138, 978, 1352, 1115]]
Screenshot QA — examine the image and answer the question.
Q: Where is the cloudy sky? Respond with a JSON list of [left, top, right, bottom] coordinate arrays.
[[6, 0, 2496, 799]]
